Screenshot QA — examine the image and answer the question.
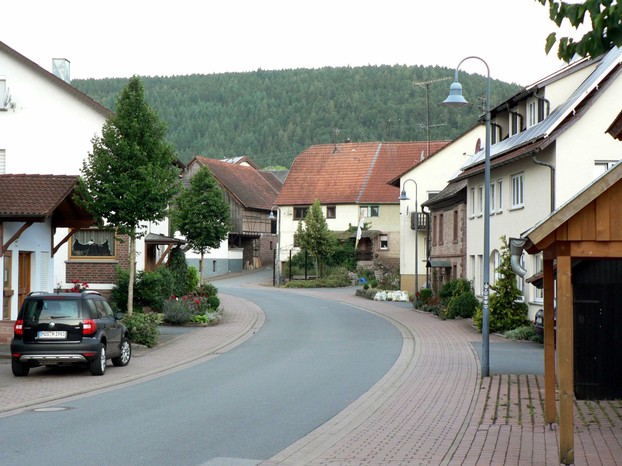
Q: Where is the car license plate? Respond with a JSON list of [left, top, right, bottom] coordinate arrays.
[[37, 331, 67, 340]]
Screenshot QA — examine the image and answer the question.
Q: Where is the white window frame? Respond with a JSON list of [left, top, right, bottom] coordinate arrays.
[[379, 234, 388, 250], [532, 253, 544, 303], [477, 185, 483, 217], [528, 101, 537, 127], [490, 182, 496, 214], [511, 173, 524, 209], [497, 179, 503, 213], [516, 254, 525, 301], [469, 187, 476, 217], [594, 160, 618, 179], [492, 250, 501, 285]]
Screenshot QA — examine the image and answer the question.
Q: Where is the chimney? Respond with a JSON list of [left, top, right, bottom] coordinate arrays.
[[52, 58, 71, 83]]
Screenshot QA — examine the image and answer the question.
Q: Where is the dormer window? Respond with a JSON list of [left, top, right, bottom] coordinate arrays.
[[509, 109, 523, 136]]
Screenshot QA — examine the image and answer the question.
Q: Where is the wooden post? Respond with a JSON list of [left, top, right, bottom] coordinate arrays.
[[557, 251, 574, 464], [543, 256, 556, 424]]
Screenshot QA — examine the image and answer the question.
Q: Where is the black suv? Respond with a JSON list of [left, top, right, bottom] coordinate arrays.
[[11, 291, 131, 377]]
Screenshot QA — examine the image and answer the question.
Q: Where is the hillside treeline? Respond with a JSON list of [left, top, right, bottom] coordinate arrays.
[[73, 65, 521, 167]]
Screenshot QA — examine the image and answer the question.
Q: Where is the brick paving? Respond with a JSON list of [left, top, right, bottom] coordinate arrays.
[[2, 283, 621, 465]]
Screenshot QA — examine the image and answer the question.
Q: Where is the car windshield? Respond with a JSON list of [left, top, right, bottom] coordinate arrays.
[[23, 299, 80, 322]]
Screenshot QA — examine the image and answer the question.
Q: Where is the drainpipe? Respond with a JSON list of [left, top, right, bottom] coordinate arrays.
[[534, 90, 551, 119], [491, 122, 503, 144], [531, 151, 556, 213], [509, 237, 527, 277]]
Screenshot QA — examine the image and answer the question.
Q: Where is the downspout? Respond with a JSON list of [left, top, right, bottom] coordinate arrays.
[[531, 150, 556, 213], [533, 90, 551, 120], [491, 122, 503, 143], [510, 237, 527, 277]]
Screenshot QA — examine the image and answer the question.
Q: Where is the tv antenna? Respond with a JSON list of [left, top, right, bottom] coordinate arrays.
[[413, 77, 451, 158]]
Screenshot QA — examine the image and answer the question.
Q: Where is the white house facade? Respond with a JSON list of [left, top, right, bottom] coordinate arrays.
[[397, 125, 485, 293], [455, 46, 622, 320]]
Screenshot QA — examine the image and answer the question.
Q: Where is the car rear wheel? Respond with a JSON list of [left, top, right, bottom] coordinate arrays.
[[112, 338, 131, 367], [90, 343, 106, 376], [12, 360, 30, 377]]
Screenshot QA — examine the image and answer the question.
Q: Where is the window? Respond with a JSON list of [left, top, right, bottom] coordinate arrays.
[[497, 180, 503, 212], [379, 234, 388, 250], [490, 182, 496, 214], [453, 210, 458, 243], [70, 229, 115, 258], [533, 253, 544, 302], [360, 205, 379, 218], [528, 101, 537, 127], [516, 254, 525, 301], [477, 185, 483, 216], [326, 206, 336, 219], [492, 250, 501, 285], [538, 98, 546, 122], [511, 173, 524, 208], [594, 160, 618, 178], [0, 149, 5, 174], [432, 214, 438, 246], [294, 206, 309, 220], [510, 111, 520, 136], [470, 187, 476, 217], [439, 213, 444, 245]]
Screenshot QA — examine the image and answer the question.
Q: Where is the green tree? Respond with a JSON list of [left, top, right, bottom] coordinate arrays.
[[475, 236, 528, 332], [295, 200, 335, 278], [538, 0, 622, 61], [173, 166, 230, 284], [79, 76, 180, 315]]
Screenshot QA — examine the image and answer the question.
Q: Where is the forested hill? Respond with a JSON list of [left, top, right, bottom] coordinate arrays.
[[72, 65, 521, 168]]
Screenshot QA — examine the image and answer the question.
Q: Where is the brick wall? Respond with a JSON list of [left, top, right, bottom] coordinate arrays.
[[0, 321, 13, 345], [65, 234, 130, 287]]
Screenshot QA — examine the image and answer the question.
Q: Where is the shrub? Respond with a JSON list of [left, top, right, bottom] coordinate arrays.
[[363, 283, 370, 290], [417, 288, 434, 307], [123, 312, 162, 348], [369, 279, 379, 289], [504, 325, 543, 343], [207, 295, 220, 310], [135, 268, 175, 311], [162, 297, 195, 325], [439, 278, 472, 306], [197, 282, 218, 298], [285, 271, 352, 288], [446, 291, 480, 319]]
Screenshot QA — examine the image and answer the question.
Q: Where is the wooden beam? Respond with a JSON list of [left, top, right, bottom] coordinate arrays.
[[557, 254, 574, 465], [52, 228, 77, 258], [543, 257, 556, 424], [155, 244, 173, 267], [570, 240, 622, 258], [2, 222, 33, 254]]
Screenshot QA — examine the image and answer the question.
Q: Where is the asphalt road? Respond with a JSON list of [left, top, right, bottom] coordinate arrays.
[[0, 272, 402, 466]]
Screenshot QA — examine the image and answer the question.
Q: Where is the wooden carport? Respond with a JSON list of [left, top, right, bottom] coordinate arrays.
[[519, 157, 622, 464]]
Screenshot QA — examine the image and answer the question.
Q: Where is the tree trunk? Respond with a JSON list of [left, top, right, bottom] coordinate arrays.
[[127, 235, 136, 316], [199, 250, 205, 285]]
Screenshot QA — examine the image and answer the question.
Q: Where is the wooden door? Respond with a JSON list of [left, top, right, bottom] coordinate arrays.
[[2, 251, 12, 319], [17, 252, 31, 311]]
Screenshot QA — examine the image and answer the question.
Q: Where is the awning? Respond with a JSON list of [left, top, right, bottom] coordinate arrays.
[[427, 259, 451, 268]]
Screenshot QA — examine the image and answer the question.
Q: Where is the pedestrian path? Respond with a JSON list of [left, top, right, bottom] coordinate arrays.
[[2, 284, 621, 465], [262, 288, 622, 466]]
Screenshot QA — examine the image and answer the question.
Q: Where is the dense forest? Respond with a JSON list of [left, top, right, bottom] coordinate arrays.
[[73, 65, 521, 168]]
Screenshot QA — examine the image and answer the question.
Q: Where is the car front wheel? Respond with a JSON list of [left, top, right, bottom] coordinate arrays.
[[112, 338, 131, 367], [90, 343, 106, 376], [12, 360, 30, 377]]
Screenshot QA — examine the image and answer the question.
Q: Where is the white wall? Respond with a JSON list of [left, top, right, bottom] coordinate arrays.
[[400, 125, 485, 291]]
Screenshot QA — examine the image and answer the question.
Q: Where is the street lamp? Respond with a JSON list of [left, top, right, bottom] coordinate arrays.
[[268, 205, 281, 287], [443, 56, 491, 378], [399, 179, 419, 305]]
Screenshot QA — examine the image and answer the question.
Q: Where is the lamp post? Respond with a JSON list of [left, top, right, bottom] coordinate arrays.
[[399, 179, 419, 304], [268, 205, 281, 287], [443, 56, 491, 378]]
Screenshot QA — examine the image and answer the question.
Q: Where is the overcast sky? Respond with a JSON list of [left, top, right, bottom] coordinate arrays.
[[3, 0, 585, 86]]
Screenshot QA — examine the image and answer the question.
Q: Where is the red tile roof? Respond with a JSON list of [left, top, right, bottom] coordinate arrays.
[[0, 174, 95, 227], [276, 141, 449, 205], [193, 157, 280, 210]]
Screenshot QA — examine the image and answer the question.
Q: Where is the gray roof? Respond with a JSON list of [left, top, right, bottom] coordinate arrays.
[[460, 46, 622, 172]]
